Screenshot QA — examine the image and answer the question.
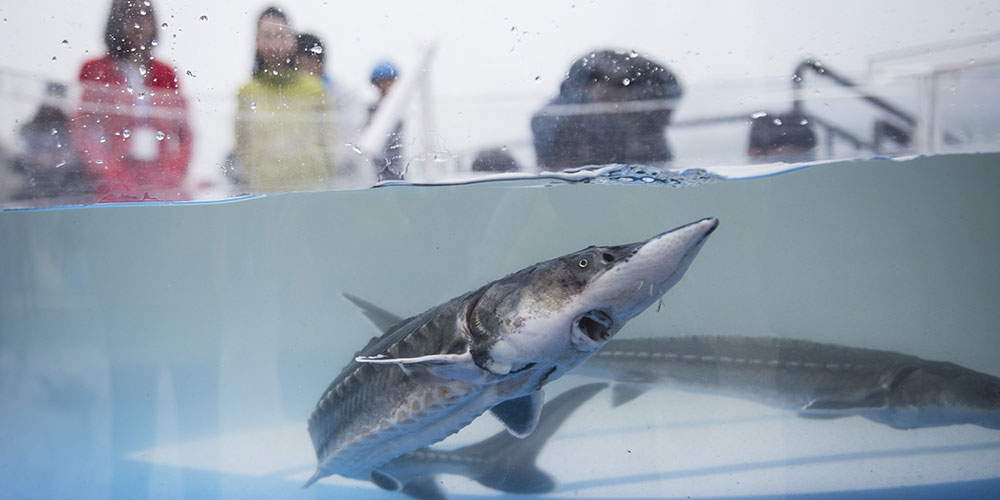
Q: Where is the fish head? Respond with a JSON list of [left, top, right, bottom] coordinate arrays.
[[890, 362, 1000, 429], [466, 218, 718, 376]]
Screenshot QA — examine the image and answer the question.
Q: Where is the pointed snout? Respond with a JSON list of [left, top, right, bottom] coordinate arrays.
[[636, 217, 719, 272], [587, 217, 718, 325]]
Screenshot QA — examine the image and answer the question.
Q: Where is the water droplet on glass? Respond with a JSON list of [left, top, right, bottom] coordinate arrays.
[[60, 39, 69, 46], [772, 118, 783, 126], [139, 9, 147, 16], [122, 129, 131, 138], [99, 136, 107, 143], [126, 86, 134, 94], [186, 70, 196, 78], [534, 75, 540, 81], [750, 111, 768, 119], [629, 50, 639, 58], [50, 128, 58, 136], [309, 45, 323, 55], [133, 23, 141, 29], [155, 131, 165, 141], [622, 77, 631, 86], [501, 145, 508, 151], [199, 15, 208, 22], [249, 101, 257, 111], [137, 91, 146, 101], [51, 56, 57, 61], [968, 58, 976, 65], [799, 118, 809, 126], [55, 161, 66, 169], [139, 66, 148, 76], [161, 22, 168, 28]]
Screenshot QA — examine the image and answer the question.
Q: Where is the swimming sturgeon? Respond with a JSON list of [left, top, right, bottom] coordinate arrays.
[[305, 218, 719, 487], [578, 336, 1000, 430], [376, 383, 608, 500], [340, 297, 1000, 431]]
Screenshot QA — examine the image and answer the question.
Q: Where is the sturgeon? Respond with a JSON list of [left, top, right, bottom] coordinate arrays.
[[305, 218, 719, 488], [579, 336, 1000, 430], [342, 297, 1000, 431]]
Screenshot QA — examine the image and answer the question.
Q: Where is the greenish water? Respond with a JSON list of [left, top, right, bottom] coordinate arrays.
[[2, 153, 999, 499]]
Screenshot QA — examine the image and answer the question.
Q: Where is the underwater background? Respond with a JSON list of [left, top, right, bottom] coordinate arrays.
[[2, 152, 999, 499]]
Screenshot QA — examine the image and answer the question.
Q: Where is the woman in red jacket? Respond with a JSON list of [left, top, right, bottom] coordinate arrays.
[[74, 0, 193, 202]]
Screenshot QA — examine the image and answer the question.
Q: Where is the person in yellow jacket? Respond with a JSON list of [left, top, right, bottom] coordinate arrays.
[[234, 7, 336, 194]]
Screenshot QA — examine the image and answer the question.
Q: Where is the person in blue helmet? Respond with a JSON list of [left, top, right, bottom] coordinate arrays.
[[367, 60, 405, 181]]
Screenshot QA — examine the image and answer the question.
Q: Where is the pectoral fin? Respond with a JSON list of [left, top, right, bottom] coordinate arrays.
[[490, 390, 544, 438], [355, 351, 488, 382], [800, 389, 889, 416], [611, 383, 652, 408], [400, 476, 448, 500]]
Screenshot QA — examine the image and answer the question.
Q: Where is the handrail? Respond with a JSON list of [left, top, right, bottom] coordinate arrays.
[[791, 58, 916, 128]]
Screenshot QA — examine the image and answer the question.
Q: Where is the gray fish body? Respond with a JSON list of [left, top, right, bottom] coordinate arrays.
[[373, 383, 608, 499], [581, 336, 1000, 429], [306, 218, 719, 486]]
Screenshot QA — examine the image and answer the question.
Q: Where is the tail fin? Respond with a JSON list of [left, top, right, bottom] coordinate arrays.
[[455, 383, 608, 494], [302, 469, 323, 489]]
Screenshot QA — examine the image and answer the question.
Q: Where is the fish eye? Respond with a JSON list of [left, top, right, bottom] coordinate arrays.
[[578, 258, 589, 268]]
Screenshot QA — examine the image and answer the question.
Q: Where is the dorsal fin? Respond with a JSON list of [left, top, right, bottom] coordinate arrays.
[[343, 293, 405, 332]]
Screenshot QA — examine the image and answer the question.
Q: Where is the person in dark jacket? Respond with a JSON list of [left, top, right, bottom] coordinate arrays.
[[532, 49, 682, 169]]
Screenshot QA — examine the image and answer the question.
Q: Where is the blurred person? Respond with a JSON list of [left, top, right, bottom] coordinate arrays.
[[73, 0, 193, 202], [531, 49, 682, 170], [233, 7, 336, 194], [296, 32, 366, 183], [13, 82, 94, 204], [366, 60, 404, 181], [747, 111, 816, 162], [470, 147, 521, 173]]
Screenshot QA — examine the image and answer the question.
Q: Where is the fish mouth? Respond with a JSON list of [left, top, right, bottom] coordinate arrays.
[[573, 310, 614, 347]]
